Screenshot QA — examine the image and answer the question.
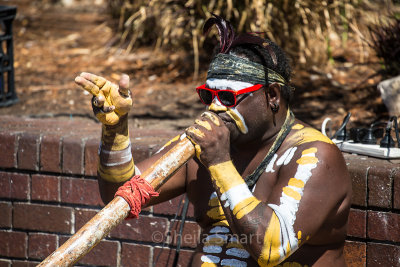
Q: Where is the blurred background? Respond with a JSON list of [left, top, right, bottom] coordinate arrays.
[[0, 0, 399, 131]]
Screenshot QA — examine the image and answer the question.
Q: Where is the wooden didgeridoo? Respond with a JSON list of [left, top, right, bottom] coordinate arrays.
[[38, 138, 195, 267]]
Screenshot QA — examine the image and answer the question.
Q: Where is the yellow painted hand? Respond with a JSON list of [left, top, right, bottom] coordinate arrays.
[[75, 72, 133, 125]]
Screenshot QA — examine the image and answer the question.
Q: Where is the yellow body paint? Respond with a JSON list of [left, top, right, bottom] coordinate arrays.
[[202, 112, 221, 126], [209, 161, 260, 220], [282, 187, 301, 201], [288, 178, 305, 188], [208, 103, 228, 112], [207, 193, 227, 221], [296, 156, 318, 165], [226, 240, 245, 249], [297, 231, 302, 240], [259, 147, 319, 265], [258, 212, 285, 266], [226, 109, 248, 134], [292, 124, 304, 130], [208, 161, 244, 193], [195, 119, 212, 130], [207, 206, 226, 221], [286, 127, 333, 146], [212, 220, 230, 227], [98, 159, 134, 183], [99, 115, 135, 183], [233, 196, 261, 219], [187, 127, 205, 138]]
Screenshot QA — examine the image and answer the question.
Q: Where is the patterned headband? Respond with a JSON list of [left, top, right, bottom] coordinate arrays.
[[207, 53, 287, 86]]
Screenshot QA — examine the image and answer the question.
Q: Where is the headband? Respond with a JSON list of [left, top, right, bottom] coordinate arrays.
[[207, 53, 287, 86]]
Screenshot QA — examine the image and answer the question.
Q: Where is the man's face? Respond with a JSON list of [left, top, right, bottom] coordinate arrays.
[[204, 79, 270, 144]]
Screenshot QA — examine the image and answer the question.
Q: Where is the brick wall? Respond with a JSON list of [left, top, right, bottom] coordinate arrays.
[[0, 115, 399, 267]]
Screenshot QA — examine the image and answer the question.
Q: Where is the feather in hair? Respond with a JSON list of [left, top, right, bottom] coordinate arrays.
[[203, 14, 277, 67]]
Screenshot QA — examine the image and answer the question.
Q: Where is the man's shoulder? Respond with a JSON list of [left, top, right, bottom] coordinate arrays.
[[278, 122, 347, 178], [287, 122, 334, 147]]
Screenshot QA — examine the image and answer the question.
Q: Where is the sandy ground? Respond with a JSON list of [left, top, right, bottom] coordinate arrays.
[[0, 0, 388, 133]]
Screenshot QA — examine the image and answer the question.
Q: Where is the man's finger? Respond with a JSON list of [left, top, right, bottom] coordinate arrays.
[[93, 95, 105, 107], [119, 74, 130, 97], [102, 105, 115, 113], [79, 72, 107, 88], [195, 119, 212, 130], [201, 112, 221, 126], [75, 76, 100, 96]]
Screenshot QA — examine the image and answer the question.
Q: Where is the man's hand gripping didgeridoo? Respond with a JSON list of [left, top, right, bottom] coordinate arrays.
[[185, 111, 231, 168], [75, 72, 132, 125]]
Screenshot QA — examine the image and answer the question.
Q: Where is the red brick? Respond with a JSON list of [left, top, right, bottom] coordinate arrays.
[[17, 132, 40, 171], [367, 211, 400, 242], [11, 260, 39, 267], [74, 208, 98, 231], [0, 131, 18, 168], [367, 242, 400, 267], [0, 230, 27, 258], [0, 202, 12, 228], [344, 240, 366, 267], [132, 143, 152, 163], [169, 220, 201, 248], [345, 155, 368, 207], [0, 259, 10, 267], [153, 195, 186, 216], [121, 243, 151, 266], [62, 135, 84, 175], [59, 236, 119, 266], [394, 168, 400, 210], [84, 138, 99, 177], [368, 167, 393, 208], [28, 233, 57, 260], [40, 133, 62, 173], [347, 209, 366, 238], [0, 172, 29, 200], [31, 174, 60, 202], [153, 247, 194, 267], [61, 178, 103, 206], [0, 172, 11, 198], [13, 203, 72, 234], [110, 216, 168, 242], [153, 195, 195, 218]]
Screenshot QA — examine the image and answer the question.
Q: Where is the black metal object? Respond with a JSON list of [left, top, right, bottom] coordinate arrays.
[[0, 6, 17, 107]]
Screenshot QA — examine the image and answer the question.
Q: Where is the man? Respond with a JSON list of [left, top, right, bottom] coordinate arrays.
[[75, 15, 351, 267]]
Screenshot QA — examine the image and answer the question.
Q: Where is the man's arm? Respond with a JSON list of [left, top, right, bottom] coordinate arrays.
[[186, 114, 351, 266], [75, 73, 188, 205]]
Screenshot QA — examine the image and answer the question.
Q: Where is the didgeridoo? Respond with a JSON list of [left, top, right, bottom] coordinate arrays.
[[38, 138, 195, 267]]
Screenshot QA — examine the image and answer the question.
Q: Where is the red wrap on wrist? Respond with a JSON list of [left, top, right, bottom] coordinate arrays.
[[115, 175, 159, 219]]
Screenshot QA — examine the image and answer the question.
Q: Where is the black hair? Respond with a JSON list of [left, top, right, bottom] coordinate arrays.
[[204, 14, 294, 104]]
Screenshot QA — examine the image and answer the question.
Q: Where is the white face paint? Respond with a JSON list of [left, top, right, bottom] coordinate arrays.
[[205, 79, 253, 134], [206, 78, 253, 91]]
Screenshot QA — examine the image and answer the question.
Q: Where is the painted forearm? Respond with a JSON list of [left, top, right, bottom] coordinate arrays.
[[207, 160, 305, 266], [98, 114, 135, 183]]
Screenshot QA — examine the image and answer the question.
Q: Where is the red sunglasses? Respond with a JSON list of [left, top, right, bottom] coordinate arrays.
[[196, 84, 264, 107]]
